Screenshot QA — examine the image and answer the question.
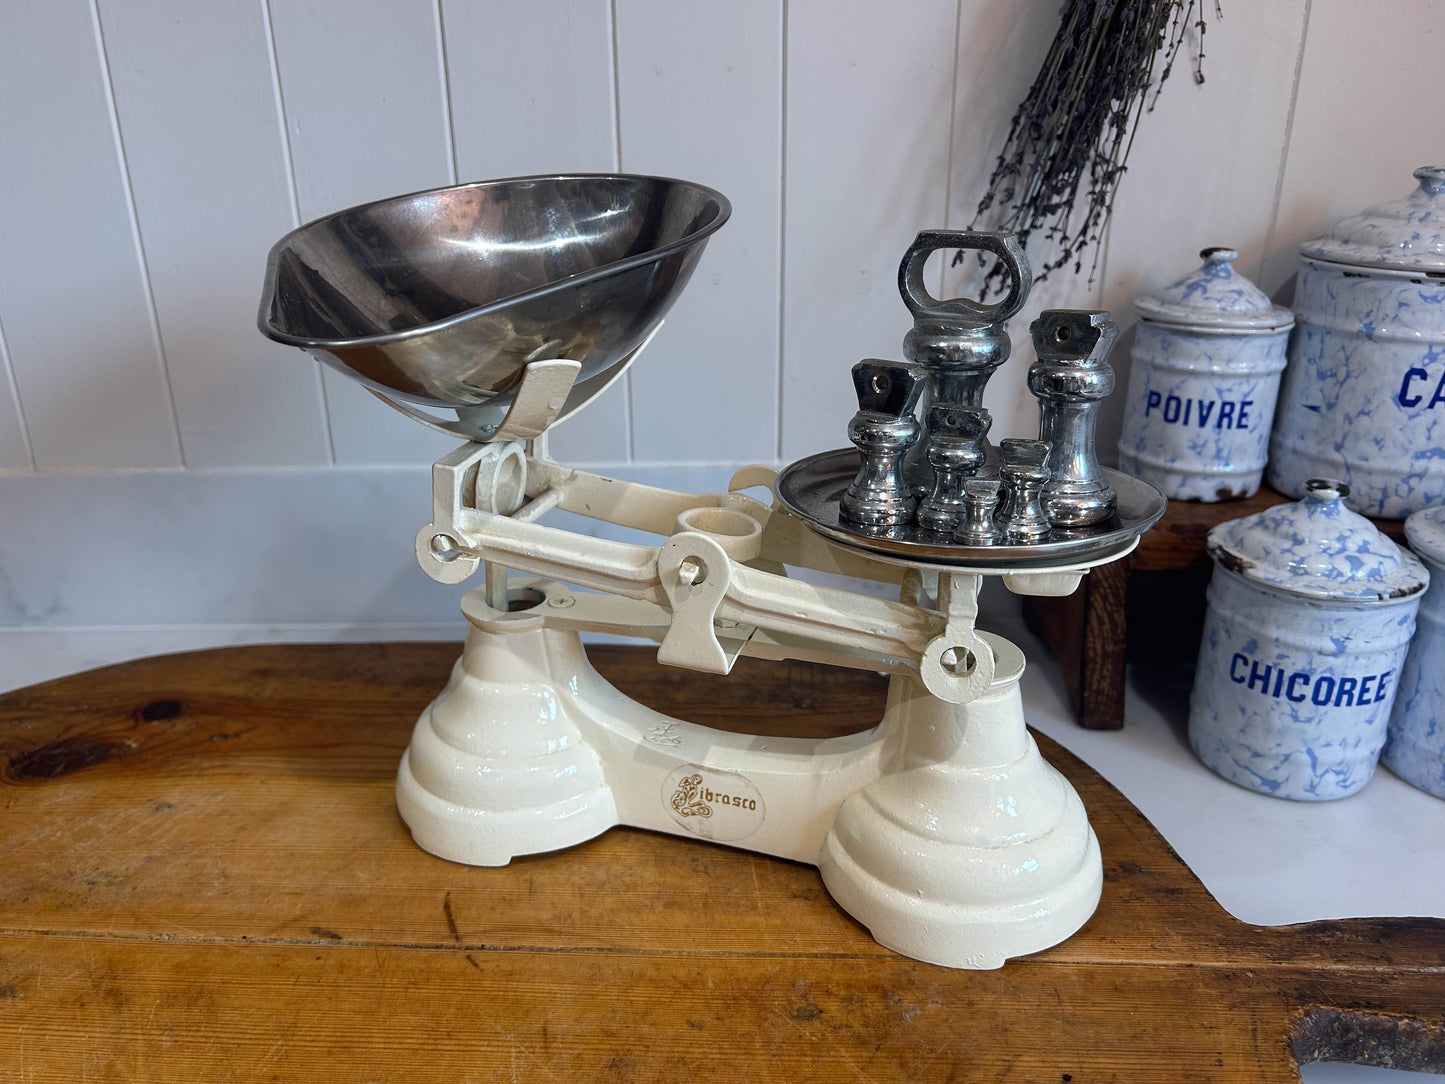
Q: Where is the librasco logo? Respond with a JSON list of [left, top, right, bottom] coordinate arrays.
[[669, 773, 713, 818], [662, 765, 765, 842]]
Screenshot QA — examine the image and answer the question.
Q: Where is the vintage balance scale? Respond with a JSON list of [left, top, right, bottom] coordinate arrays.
[[259, 175, 1164, 969]]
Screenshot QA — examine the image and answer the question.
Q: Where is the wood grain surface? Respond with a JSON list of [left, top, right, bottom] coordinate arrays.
[[1, 643, 1441, 1082]]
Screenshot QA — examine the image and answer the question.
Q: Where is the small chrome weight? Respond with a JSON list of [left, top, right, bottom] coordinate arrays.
[[840, 360, 926, 528], [956, 478, 1002, 546], [917, 406, 991, 534], [997, 439, 1053, 544]]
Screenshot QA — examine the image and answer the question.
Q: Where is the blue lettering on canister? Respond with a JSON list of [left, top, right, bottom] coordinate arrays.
[[1399, 367, 1427, 407], [1142, 392, 1256, 429], [1230, 653, 1248, 683], [1228, 653, 1394, 708], [1398, 367, 1445, 410]]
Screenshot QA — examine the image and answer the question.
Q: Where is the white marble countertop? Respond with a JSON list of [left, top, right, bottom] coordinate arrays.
[[1, 619, 1438, 1082]]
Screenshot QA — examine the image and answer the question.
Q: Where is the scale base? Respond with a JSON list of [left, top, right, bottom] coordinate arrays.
[[395, 583, 1103, 968], [818, 677, 1102, 969]]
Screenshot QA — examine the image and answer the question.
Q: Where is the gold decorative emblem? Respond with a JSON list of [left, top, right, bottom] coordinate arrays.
[[669, 773, 712, 818]]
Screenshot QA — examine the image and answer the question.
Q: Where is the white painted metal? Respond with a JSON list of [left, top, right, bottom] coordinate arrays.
[[268, 0, 459, 467], [398, 565, 1101, 968], [819, 635, 1101, 970], [97, 0, 330, 467], [615, 0, 784, 464], [0, 0, 179, 471], [396, 439, 1117, 967]]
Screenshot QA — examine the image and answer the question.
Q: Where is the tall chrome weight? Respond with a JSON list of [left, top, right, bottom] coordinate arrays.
[[840, 361, 925, 528], [1028, 310, 1118, 527], [899, 231, 1031, 494]]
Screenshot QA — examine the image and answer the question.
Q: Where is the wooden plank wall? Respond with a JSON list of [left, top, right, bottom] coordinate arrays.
[[0, 0, 1441, 626]]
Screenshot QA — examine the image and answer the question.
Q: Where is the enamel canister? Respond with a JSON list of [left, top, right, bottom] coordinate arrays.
[[1117, 248, 1292, 501], [1269, 167, 1445, 519], [1382, 504, 1445, 798], [1189, 480, 1428, 800]]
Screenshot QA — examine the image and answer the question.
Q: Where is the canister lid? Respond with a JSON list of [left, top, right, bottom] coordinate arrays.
[[1208, 479, 1429, 602], [1404, 504, 1445, 567], [1299, 166, 1445, 272], [1134, 248, 1294, 331]]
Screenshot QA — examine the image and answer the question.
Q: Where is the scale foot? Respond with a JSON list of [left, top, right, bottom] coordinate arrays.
[[818, 643, 1102, 969], [395, 614, 618, 866]]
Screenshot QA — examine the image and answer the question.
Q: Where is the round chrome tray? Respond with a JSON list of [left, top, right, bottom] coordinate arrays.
[[776, 449, 1166, 568]]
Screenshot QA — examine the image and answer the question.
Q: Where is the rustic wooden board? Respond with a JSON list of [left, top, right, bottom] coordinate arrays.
[[1, 644, 1441, 1081]]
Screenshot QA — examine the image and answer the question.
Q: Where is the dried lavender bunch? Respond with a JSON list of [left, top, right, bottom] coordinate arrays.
[[962, 0, 1218, 292]]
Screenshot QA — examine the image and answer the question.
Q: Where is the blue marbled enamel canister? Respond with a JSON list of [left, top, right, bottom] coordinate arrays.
[[1189, 480, 1428, 800], [1119, 249, 1292, 501], [1382, 505, 1445, 798], [1269, 167, 1445, 519]]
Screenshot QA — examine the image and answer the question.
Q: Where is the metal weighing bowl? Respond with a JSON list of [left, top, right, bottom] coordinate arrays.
[[259, 174, 730, 438]]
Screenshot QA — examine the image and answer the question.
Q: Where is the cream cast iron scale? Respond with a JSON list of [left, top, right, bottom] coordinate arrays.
[[259, 174, 1165, 970]]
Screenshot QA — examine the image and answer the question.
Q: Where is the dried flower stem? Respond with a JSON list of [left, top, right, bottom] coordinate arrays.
[[962, 0, 1220, 292]]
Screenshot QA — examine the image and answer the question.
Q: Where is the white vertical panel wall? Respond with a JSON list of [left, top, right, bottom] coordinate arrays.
[[442, 0, 629, 466], [1262, 0, 1445, 294], [1094, 0, 1313, 454], [781, 0, 959, 462], [0, 0, 179, 471], [269, 0, 459, 466], [2, 0, 1444, 632], [942, 0, 1097, 446], [616, 0, 784, 466], [98, 0, 331, 468]]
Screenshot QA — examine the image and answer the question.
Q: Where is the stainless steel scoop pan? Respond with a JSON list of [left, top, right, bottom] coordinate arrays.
[[259, 174, 730, 440]]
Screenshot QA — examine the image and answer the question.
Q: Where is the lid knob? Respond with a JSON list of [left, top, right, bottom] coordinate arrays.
[[1414, 166, 1445, 197], [1207, 477, 1426, 603], [1304, 477, 1350, 503], [1199, 247, 1238, 267], [1133, 246, 1291, 331]]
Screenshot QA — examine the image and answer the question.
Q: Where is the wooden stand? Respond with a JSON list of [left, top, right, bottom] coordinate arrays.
[[1029, 486, 1407, 729], [2, 643, 1441, 1080]]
